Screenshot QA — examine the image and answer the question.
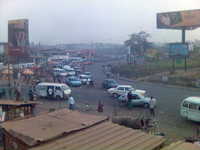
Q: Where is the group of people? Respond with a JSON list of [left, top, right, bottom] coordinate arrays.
[[68, 95, 104, 113], [127, 91, 156, 117]]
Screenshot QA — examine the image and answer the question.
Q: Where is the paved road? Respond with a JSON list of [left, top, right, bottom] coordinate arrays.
[[86, 61, 200, 139]]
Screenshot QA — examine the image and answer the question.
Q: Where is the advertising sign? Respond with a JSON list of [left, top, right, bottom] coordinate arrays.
[[169, 43, 189, 57], [8, 19, 29, 56], [157, 9, 200, 29]]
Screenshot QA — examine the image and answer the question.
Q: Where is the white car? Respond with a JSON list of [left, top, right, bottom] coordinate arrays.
[[118, 92, 154, 108], [107, 85, 134, 98], [63, 66, 76, 76], [53, 68, 68, 76], [79, 74, 91, 84]]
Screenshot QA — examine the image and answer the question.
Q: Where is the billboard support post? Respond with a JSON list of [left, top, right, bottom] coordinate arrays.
[[182, 29, 186, 44], [182, 28, 187, 71], [172, 57, 175, 72], [185, 56, 187, 72]]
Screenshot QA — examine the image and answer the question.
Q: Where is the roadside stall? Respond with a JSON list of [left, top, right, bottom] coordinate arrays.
[[0, 100, 39, 122], [22, 69, 34, 83], [1, 68, 13, 80]]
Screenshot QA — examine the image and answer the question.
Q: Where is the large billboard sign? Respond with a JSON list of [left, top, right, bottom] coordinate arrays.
[[169, 43, 189, 57], [157, 9, 200, 29], [8, 19, 29, 56]]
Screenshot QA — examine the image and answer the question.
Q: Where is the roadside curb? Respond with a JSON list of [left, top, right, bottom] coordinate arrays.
[[119, 77, 200, 92]]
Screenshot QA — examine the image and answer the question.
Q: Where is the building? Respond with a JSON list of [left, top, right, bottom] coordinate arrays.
[[1, 109, 165, 150]]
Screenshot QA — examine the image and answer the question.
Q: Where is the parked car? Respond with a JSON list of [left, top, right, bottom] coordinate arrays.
[[53, 68, 68, 76], [66, 76, 82, 87], [107, 85, 134, 98], [79, 74, 91, 85], [118, 91, 150, 108], [62, 65, 76, 76], [35, 82, 71, 100], [180, 97, 200, 122], [102, 79, 118, 89], [84, 72, 92, 78]]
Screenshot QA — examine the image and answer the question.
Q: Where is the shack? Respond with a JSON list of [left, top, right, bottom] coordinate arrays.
[[0, 100, 38, 122], [1, 109, 165, 150], [161, 141, 200, 150]]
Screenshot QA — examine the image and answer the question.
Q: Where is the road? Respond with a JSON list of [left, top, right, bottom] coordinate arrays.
[[85, 61, 200, 139]]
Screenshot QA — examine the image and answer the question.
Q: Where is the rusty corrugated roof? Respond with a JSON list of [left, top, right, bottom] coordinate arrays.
[[161, 141, 200, 150], [0, 100, 39, 106], [29, 122, 165, 150], [1, 109, 108, 146]]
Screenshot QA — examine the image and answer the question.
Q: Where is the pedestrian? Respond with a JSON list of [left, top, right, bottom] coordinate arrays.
[[97, 100, 104, 112], [149, 96, 156, 117], [15, 88, 20, 101], [53, 75, 56, 83], [68, 95, 75, 110], [127, 91, 132, 104], [29, 89, 34, 101]]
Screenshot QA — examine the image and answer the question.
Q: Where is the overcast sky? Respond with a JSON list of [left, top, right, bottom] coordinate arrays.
[[0, 0, 200, 44]]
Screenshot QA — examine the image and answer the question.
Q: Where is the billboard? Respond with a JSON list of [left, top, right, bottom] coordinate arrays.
[[8, 19, 29, 56], [157, 9, 200, 29], [169, 43, 189, 57]]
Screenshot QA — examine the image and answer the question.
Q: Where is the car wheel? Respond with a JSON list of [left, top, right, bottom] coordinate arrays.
[[144, 103, 149, 108], [112, 93, 119, 98]]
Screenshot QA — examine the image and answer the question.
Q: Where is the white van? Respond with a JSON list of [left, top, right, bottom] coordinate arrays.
[[35, 82, 71, 100], [180, 97, 200, 122]]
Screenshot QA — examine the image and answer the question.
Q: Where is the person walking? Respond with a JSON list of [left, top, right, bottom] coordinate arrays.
[[149, 96, 156, 117], [28, 89, 34, 101], [127, 91, 132, 104], [15, 88, 20, 101], [68, 95, 75, 110], [97, 100, 104, 112]]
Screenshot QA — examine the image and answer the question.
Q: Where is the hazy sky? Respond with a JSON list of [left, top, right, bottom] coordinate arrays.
[[0, 0, 200, 44]]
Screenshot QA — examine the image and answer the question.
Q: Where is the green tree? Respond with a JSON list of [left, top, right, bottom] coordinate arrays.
[[124, 31, 151, 56]]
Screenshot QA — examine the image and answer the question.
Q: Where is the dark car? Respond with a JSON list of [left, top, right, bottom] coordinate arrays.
[[102, 79, 118, 89]]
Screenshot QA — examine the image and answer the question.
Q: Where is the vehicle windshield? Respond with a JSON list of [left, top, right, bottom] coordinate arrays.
[[84, 72, 91, 75], [80, 75, 89, 79], [69, 77, 79, 81], [108, 80, 117, 84]]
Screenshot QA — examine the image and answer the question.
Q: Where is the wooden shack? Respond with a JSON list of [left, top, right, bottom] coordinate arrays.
[[1, 109, 166, 150], [0, 100, 38, 122]]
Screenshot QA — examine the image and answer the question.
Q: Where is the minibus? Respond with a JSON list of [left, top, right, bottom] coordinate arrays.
[[180, 97, 200, 122], [35, 82, 71, 100]]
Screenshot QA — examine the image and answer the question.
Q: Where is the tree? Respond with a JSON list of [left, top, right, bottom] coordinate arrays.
[[124, 31, 151, 57]]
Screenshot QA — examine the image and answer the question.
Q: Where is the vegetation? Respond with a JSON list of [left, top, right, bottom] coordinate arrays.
[[124, 31, 151, 64], [112, 54, 200, 78]]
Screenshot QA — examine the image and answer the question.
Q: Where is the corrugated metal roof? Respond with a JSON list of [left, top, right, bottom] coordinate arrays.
[[161, 141, 200, 150], [0, 100, 39, 106], [1, 109, 108, 146], [30, 122, 165, 150]]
